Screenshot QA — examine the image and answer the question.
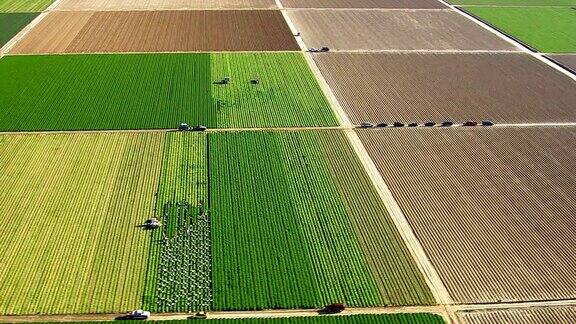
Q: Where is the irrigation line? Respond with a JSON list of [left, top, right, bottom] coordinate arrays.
[[435, 0, 576, 82]]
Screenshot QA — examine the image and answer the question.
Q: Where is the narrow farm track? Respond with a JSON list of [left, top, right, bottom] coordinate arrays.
[[4, 298, 576, 323]]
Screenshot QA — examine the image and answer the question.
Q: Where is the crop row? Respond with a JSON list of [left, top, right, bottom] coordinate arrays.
[[0, 53, 337, 132]]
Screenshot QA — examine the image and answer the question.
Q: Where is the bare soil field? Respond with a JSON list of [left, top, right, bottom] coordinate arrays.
[[547, 54, 576, 74], [357, 127, 576, 303], [281, 0, 446, 9], [56, 0, 276, 11], [313, 53, 576, 124], [458, 306, 576, 323], [287, 9, 515, 50], [10, 10, 298, 53]]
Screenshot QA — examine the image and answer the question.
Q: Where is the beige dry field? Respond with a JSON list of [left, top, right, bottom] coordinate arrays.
[[10, 10, 298, 54], [357, 127, 576, 303], [281, 0, 446, 9], [458, 306, 576, 323], [56, 0, 277, 11], [547, 54, 576, 74], [287, 9, 515, 50], [313, 53, 576, 124]]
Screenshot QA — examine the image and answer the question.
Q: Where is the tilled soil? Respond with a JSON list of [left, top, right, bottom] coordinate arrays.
[[10, 10, 298, 53], [547, 54, 576, 74], [313, 52, 576, 124], [281, 0, 446, 8], [288, 9, 515, 50], [357, 126, 576, 303], [457, 305, 576, 324], [56, 0, 277, 11]]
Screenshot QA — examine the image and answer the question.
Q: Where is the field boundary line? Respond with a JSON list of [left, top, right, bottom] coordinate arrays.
[[283, 8, 451, 11], [277, 0, 453, 309], [0, 12, 48, 56], [326, 49, 522, 53], [50, 7, 281, 12], [435, 0, 576, 82], [4, 50, 302, 56]]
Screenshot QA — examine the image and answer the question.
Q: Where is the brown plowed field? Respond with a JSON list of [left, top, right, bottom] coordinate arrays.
[[287, 10, 514, 50], [281, 0, 446, 9], [357, 127, 576, 303], [56, 0, 277, 11], [458, 306, 576, 323], [547, 54, 576, 74], [10, 10, 298, 54], [313, 53, 576, 124]]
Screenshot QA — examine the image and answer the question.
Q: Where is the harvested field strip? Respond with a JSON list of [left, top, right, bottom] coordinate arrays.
[[0, 132, 164, 315], [0, 13, 38, 48], [56, 0, 277, 10], [281, 0, 447, 9], [0, 0, 52, 12], [457, 306, 576, 323], [10, 10, 299, 53], [313, 53, 576, 124], [464, 7, 576, 53], [287, 9, 514, 51], [143, 132, 211, 313], [357, 127, 576, 303], [0, 53, 336, 131], [211, 53, 336, 128], [210, 130, 433, 310], [547, 54, 576, 74]]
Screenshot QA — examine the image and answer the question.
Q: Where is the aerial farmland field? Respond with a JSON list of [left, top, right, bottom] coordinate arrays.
[[0, 132, 164, 314], [281, 0, 446, 8], [210, 130, 434, 310], [463, 7, 576, 53], [0, 53, 336, 131], [357, 127, 576, 303], [313, 53, 576, 124], [457, 306, 576, 323], [10, 10, 298, 54], [0, 0, 52, 11], [287, 10, 515, 51], [56, 0, 277, 10], [0, 12, 37, 48]]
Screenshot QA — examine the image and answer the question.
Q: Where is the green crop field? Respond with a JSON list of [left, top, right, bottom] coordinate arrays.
[[465, 7, 576, 52], [452, 0, 576, 5], [0, 53, 336, 132], [0, 132, 164, 314], [0, 0, 52, 12], [210, 130, 434, 310], [143, 132, 211, 313], [0, 13, 37, 47]]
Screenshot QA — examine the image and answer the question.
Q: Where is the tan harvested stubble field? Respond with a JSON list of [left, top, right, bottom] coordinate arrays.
[[457, 306, 576, 324], [287, 9, 515, 51], [56, 0, 277, 11], [281, 0, 446, 9], [547, 54, 576, 74], [357, 127, 576, 304], [313, 53, 576, 124], [10, 10, 298, 54]]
